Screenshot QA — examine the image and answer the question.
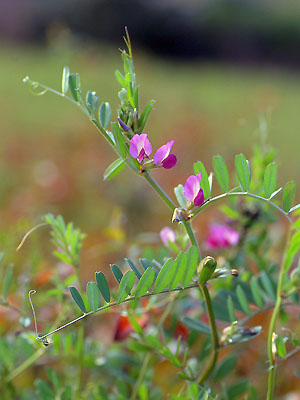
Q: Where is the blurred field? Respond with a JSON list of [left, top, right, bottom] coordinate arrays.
[[1, 42, 300, 272]]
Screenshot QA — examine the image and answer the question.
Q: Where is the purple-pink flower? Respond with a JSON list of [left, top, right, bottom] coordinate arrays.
[[205, 224, 239, 250], [160, 227, 176, 245], [153, 140, 177, 169], [129, 134, 152, 163], [184, 173, 204, 207], [129, 134, 177, 170]]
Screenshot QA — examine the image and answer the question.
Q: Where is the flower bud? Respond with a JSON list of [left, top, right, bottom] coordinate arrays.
[[290, 267, 300, 288], [172, 208, 186, 223], [197, 256, 217, 285]]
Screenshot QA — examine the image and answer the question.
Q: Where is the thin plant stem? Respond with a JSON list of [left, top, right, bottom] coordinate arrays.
[[197, 284, 219, 385], [4, 347, 45, 383], [130, 353, 151, 400], [36, 283, 199, 341], [266, 230, 291, 400], [192, 192, 294, 225], [76, 324, 85, 394]]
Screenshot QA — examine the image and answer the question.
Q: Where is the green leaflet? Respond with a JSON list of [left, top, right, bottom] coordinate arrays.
[[153, 259, 175, 293], [213, 353, 237, 382], [213, 155, 229, 192], [169, 252, 186, 290], [62, 66, 70, 95], [235, 154, 251, 191], [181, 316, 210, 335], [95, 272, 110, 303], [282, 181, 296, 212], [125, 258, 142, 279], [236, 285, 251, 315], [135, 268, 155, 298], [181, 246, 199, 287], [250, 276, 264, 308], [115, 70, 127, 87], [264, 162, 277, 198], [86, 282, 101, 311], [68, 73, 81, 102], [283, 231, 300, 272], [111, 264, 123, 283], [174, 184, 187, 208], [259, 271, 276, 300], [116, 271, 135, 303], [103, 158, 126, 180], [138, 100, 155, 133], [193, 161, 211, 198], [112, 122, 128, 159], [99, 102, 112, 130], [227, 296, 236, 322], [86, 90, 99, 114], [275, 335, 287, 358], [69, 286, 87, 313]]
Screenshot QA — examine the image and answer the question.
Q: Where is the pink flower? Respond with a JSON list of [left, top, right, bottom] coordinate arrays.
[[184, 173, 204, 207], [205, 224, 239, 250], [160, 227, 176, 245], [129, 134, 152, 163], [153, 140, 177, 169]]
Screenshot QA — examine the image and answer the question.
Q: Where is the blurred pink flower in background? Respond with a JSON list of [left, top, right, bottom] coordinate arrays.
[[160, 226, 176, 245], [205, 224, 239, 250]]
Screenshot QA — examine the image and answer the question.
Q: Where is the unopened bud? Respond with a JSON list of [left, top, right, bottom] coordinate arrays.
[[290, 268, 300, 287], [118, 117, 130, 131], [198, 256, 217, 285]]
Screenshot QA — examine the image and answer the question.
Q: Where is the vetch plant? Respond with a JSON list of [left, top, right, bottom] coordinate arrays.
[[1, 29, 300, 399]]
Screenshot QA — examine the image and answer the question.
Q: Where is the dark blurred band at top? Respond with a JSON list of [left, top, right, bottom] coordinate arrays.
[[1, 0, 300, 68]]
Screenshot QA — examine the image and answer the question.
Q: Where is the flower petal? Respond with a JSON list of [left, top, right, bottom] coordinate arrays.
[[184, 175, 200, 202], [162, 154, 177, 169], [129, 134, 152, 161], [194, 189, 204, 206], [153, 140, 174, 165], [141, 134, 152, 157]]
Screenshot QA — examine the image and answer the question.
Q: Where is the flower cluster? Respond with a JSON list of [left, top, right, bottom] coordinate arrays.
[[129, 134, 177, 170]]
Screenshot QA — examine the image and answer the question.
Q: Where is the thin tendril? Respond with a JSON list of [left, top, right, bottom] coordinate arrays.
[[16, 223, 49, 251], [28, 290, 39, 338]]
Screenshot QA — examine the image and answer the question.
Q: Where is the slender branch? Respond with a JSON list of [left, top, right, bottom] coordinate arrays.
[[183, 220, 201, 258], [266, 230, 292, 400], [36, 283, 199, 341], [130, 353, 151, 400], [192, 192, 294, 225], [197, 285, 219, 384]]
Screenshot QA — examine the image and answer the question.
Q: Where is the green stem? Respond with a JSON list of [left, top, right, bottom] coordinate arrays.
[[197, 284, 219, 384], [37, 283, 199, 341], [183, 220, 201, 258], [76, 324, 85, 394], [130, 353, 151, 400], [193, 192, 294, 225], [143, 171, 176, 211], [266, 231, 291, 400], [4, 347, 45, 383]]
